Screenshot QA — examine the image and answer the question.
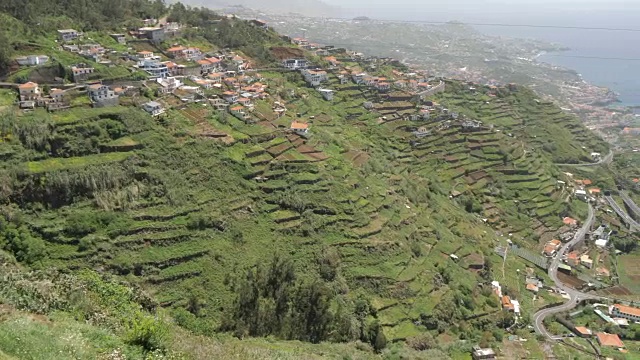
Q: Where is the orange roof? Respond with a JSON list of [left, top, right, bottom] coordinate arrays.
[[550, 239, 561, 246], [238, 97, 250, 102], [614, 304, 640, 318], [138, 51, 153, 55], [544, 244, 557, 255], [167, 46, 186, 52], [588, 188, 601, 194], [18, 82, 38, 89], [526, 283, 538, 291], [291, 121, 309, 130], [164, 61, 177, 68], [230, 105, 243, 111], [197, 59, 211, 65], [88, 84, 103, 90], [634, 178, 640, 183], [563, 217, 577, 225], [582, 179, 593, 185], [223, 91, 236, 96], [575, 326, 591, 335], [567, 251, 579, 260], [206, 57, 221, 63], [596, 332, 624, 347]]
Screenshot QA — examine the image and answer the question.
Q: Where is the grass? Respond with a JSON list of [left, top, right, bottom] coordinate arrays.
[[25, 152, 133, 173]]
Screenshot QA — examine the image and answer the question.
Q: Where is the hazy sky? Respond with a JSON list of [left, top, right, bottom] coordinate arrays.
[[322, 0, 638, 24]]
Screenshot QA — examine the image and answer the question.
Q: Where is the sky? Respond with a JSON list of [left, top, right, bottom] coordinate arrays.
[[321, 0, 640, 25]]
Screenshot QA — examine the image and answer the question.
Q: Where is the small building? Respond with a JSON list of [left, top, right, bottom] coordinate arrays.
[[229, 105, 246, 120], [142, 101, 164, 116], [318, 88, 334, 101], [18, 82, 41, 101], [138, 27, 165, 42], [526, 283, 539, 293], [250, 19, 268, 29], [595, 332, 624, 348], [290, 120, 309, 136], [50, 88, 65, 103], [543, 239, 562, 257], [591, 152, 602, 161], [282, 58, 307, 70], [580, 254, 593, 269], [301, 69, 328, 87], [588, 188, 601, 196], [595, 239, 609, 248], [563, 217, 578, 227], [139, 59, 169, 78], [15, 55, 49, 66], [71, 65, 95, 82], [110, 34, 126, 44], [156, 77, 182, 94], [501, 295, 514, 311], [566, 251, 580, 267], [471, 346, 496, 360], [610, 304, 640, 323], [574, 326, 592, 338], [222, 91, 238, 104], [137, 51, 155, 61], [57, 29, 79, 42], [87, 83, 119, 107]]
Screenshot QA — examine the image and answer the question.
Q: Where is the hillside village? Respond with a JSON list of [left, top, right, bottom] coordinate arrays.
[[2, 6, 640, 360]]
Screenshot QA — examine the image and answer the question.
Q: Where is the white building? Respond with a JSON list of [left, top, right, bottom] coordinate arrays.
[[142, 101, 165, 116], [610, 304, 640, 323], [318, 88, 334, 101], [15, 55, 49, 66], [282, 58, 307, 70]]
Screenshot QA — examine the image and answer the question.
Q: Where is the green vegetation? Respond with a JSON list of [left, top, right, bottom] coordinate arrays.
[[0, 0, 632, 358]]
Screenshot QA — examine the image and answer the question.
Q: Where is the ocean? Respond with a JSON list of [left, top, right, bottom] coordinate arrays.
[[476, 20, 640, 107], [336, 4, 640, 106]]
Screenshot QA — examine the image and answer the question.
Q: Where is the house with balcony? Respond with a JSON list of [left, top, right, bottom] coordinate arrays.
[[139, 59, 169, 78], [610, 304, 640, 323], [301, 69, 328, 87], [142, 101, 165, 116], [222, 91, 238, 104], [156, 77, 182, 94], [282, 58, 307, 70], [87, 83, 119, 107], [18, 82, 41, 101], [318, 88, 334, 101]]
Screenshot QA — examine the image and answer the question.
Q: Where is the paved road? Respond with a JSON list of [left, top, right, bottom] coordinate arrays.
[[620, 191, 640, 220], [604, 195, 640, 230], [533, 204, 601, 339], [556, 149, 613, 167]]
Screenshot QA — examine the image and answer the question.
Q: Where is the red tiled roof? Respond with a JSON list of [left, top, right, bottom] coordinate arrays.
[[291, 121, 309, 130], [614, 304, 640, 318], [575, 326, 591, 336], [596, 332, 624, 347], [18, 82, 38, 89]]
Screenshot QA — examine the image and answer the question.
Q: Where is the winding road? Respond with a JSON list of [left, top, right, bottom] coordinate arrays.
[[556, 149, 614, 168], [533, 203, 601, 339]]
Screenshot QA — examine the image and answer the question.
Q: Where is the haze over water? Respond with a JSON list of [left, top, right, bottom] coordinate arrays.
[[327, 0, 640, 106]]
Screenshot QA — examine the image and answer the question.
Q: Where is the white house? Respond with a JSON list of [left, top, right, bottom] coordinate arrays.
[[301, 69, 328, 87], [282, 58, 307, 70], [318, 88, 334, 101], [139, 59, 169, 78], [18, 82, 41, 101], [87, 84, 119, 107], [230, 105, 246, 120], [290, 120, 309, 136], [575, 189, 588, 201], [142, 101, 165, 116], [156, 77, 182, 94]]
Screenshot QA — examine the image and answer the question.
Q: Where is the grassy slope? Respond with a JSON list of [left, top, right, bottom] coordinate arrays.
[[0, 12, 620, 359]]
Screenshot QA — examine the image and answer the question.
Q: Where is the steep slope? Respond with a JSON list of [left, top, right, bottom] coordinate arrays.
[[0, 2, 615, 359]]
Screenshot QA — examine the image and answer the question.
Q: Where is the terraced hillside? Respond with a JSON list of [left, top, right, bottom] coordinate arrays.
[[0, 66, 608, 345]]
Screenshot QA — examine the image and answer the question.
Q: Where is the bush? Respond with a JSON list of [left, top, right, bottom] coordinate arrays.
[[126, 311, 168, 352], [406, 333, 436, 351]]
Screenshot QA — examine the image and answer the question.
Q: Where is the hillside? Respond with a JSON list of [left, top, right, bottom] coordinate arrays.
[[172, 0, 339, 17], [2, 1, 639, 360]]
